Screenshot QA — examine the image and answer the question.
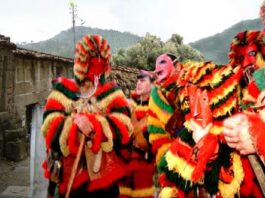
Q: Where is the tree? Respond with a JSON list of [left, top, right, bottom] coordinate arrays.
[[113, 33, 204, 70]]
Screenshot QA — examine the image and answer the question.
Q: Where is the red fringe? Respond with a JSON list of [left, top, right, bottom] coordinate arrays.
[[44, 98, 65, 111], [106, 96, 129, 114], [170, 139, 192, 162], [248, 81, 260, 99], [159, 173, 175, 187], [148, 109, 158, 119], [68, 123, 79, 156], [87, 152, 127, 191], [248, 113, 265, 163], [135, 110, 148, 120], [130, 90, 139, 100], [94, 81, 117, 97], [108, 115, 130, 145], [58, 77, 79, 92], [84, 114, 103, 153], [161, 73, 178, 88], [58, 157, 89, 194], [45, 116, 64, 149], [240, 156, 263, 197], [151, 137, 171, 154], [191, 133, 218, 181]]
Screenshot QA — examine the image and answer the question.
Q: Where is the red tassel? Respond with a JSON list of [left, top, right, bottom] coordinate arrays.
[[84, 114, 103, 153], [106, 96, 129, 114], [248, 114, 265, 162], [68, 123, 79, 156], [151, 137, 171, 155], [44, 98, 65, 111], [45, 116, 64, 149], [58, 77, 79, 92], [108, 115, 130, 145], [94, 81, 117, 97], [248, 81, 260, 99], [191, 133, 218, 181]]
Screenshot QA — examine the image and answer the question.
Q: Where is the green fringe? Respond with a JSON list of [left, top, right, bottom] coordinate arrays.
[[42, 109, 65, 123], [177, 127, 195, 146], [147, 125, 165, 134], [151, 87, 174, 114], [53, 83, 79, 101], [110, 106, 131, 117], [106, 116, 122, 151], [204, 143, 232, 195], [96, 86, 120, 101]]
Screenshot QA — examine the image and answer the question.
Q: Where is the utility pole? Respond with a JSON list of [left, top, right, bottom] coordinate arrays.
[[69, 0, 77, 47]]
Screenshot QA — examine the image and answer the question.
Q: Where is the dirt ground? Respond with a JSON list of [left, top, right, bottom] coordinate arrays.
[[0, 157, 30, 197]]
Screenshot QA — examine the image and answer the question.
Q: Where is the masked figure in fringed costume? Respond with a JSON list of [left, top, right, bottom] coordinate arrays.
[[149, 33, 265, 197], [147, 53, 182, 177], [223, 1, 265, 167], [223, 29, 265, 196], [41, 34, 133, 198], [119, 70, 156, 198]]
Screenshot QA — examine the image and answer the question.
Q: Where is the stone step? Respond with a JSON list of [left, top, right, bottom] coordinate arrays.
[[0, 186, 29, 198]]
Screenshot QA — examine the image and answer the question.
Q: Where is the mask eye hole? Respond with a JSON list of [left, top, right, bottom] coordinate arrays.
[[248, 50, 257, 56]]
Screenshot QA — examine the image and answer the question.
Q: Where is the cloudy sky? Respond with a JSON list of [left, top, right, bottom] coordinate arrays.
[[0, 0, 263, 44]]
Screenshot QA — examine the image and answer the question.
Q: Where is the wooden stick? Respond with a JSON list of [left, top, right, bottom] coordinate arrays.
[[248, 154, 265, 197], [65, 134, 86, 198]]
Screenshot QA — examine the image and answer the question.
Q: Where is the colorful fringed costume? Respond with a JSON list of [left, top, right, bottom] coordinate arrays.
[[149, 59, 263, 197], [119, 91, 155, 198], [228, 30, 265, 167], [41, 34, 133, 197]]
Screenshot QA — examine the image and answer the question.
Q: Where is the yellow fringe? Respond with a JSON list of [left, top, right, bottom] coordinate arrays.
[[73, 64, 86, 81], [119, 186, 132, 196], [159, 187, 178, 198], [148, 116, 165, 129], [149, 97, 172, 124], [165, 150, 194, 181], [59, 116, 72, 156], [218, 152, 244, 198], [135, 104, 149, 112], [97, 89, 125, 111], [96, 115, 113, 152], [210, 80, 237, 106], [149, 133, 170, 145], [48, 90, 74, 113], [131, 186, 155, 197], [41, 112, 64, 137], [209, 124, 223, 135], [156, 143, 171, 165], [212, 97, 237, 118]]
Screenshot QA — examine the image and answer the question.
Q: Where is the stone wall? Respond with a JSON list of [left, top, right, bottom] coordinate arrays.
[[0, 34, 140, 160]]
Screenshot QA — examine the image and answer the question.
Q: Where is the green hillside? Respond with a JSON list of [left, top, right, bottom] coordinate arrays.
[[20, 26, 141, 58], [189, 18, 263, 64]]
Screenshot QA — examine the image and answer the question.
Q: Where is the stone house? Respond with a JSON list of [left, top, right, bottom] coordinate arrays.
[[0, 34, 138, 161]]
